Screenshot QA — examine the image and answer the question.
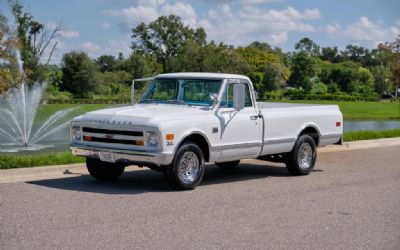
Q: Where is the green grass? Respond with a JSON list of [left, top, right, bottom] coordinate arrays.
[[34, 103, 113, 123], [1, 130, 400, 169], [270, 100, 400, 120], [1, 101, 399, 169], [343, 129, 400, 142], [0, 152, 85, 169]]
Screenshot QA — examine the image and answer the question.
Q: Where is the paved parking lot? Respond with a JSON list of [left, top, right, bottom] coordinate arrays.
[[1, 146, 399, 249]]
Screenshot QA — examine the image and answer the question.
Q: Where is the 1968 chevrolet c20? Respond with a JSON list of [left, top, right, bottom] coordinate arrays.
[[70, 73, 343, 190]]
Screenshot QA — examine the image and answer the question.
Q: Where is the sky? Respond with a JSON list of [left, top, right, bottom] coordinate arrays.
[[1, 0, 399, 64]]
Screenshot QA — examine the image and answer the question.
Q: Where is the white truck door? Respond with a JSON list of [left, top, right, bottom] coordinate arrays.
[[217, 81, 262, 161]]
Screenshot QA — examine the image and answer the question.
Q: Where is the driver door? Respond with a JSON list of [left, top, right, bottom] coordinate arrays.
[[217, 81, 262, 161]]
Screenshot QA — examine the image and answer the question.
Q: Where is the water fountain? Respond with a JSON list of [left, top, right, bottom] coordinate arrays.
[[0, 51, 76, 153]]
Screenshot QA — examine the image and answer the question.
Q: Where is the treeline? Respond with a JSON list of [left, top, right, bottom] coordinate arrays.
[[1, 3, 399, 101]]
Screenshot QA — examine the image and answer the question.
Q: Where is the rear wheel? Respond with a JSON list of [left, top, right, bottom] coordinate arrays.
[[285, 134, 317, 175], [215, 160, 240, 169], [164, 142, 205, 190], [86, 158, 125, 181]]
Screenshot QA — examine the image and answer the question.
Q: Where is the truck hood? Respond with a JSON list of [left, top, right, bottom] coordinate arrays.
[[76, 103, 209, 126]]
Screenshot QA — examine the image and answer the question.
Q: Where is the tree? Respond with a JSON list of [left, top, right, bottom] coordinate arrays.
[[60, 51, 97, 98], [131, 15, 206, 72], [262, 63, 287, 91], [288, 52, 316, 91], [0, 13, 20, 91], [320, 46, 340, 63], [371, 66, 391, 95], [294, 37, 320, 57], [96, 55, 116, 72], [10, 0, 62, 84]]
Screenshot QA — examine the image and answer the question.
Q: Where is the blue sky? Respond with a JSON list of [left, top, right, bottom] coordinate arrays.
[[1, 0, 399, 64]]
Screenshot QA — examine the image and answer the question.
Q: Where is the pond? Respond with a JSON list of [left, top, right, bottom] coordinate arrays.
[[344, 120, 400, 132]]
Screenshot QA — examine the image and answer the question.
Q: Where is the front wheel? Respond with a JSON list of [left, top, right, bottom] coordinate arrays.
[[86, 158, 125, 181], [285, 134, 317, 175], [164, 142, 205, 190]]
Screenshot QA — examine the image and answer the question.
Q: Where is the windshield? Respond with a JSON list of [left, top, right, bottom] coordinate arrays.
[[140, 78, 222, 106]]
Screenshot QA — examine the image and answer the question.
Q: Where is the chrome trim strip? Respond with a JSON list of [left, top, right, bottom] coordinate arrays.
[[264, 138, 296, 145], [321, 133, 342, 139], [212, 142, 262, 151], [70, 144, 173, 166]]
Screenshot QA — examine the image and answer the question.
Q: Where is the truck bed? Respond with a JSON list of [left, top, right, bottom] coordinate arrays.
[[257, 102, 331, 109]]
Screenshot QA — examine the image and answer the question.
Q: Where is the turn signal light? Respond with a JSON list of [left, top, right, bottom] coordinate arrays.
[[166, 134, 174, 140], [336, 122, 341, 127], [135, 140, 144, 146], [83, 135, 92, 141]]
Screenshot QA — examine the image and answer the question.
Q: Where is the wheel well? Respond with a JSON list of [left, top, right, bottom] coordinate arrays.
[[299, 127, 320, 146], [180, 134, 210, 162]]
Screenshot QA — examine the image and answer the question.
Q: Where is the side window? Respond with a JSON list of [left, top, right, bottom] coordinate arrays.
[[220, 82, 253, 108]]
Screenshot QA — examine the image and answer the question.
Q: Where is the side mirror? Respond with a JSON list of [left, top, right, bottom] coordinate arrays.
[[233, 83, 245, 110], [209, 92, 218, 104], [131, 80, 135, 104]]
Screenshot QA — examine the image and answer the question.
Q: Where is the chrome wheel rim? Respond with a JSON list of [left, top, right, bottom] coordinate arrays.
[[297, 142, 313, 170], [178, 152, 200, 184]]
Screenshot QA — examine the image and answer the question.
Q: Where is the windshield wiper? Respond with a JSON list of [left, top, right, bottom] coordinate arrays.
[[139, 99, 155, 103], [165, 100, 191, 106]]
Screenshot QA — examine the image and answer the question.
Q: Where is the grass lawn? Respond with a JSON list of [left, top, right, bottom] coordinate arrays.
[[271, 100, 400, 120], [2, 129, 400, 169], [1, 101, 399, 169]]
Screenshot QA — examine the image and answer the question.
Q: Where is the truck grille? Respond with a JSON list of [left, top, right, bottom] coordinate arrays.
[[81, 127, 144, 146]]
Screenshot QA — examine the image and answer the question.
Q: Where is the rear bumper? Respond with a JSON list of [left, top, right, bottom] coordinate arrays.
[[70, 143, 174, 166]]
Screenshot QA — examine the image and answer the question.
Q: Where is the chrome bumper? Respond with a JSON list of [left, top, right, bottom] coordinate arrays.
[[70, 143, 174, 166]]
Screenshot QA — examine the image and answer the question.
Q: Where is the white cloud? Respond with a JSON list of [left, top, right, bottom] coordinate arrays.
[[100, 21, 111, 29], [161, 2, 197, 26], [106, 2, 320, 46], [81, 41, 101, 52], [326, 17, 399, 46], [46, 22, 80, 38], [326, 22, 341, 34], [107, 5, 159, 24], [203, 5, 321, 46], [80, 40, 131, 59], [60, 29, 80, 38]]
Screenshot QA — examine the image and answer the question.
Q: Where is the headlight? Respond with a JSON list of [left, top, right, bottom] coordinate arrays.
[[71, 126, 82, 141], [146, 132, 159, 148]]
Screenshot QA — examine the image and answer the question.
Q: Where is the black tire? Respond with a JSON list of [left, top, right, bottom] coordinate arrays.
[[86, 158, 125, 181], [164, 142, 205, 190], [215, 160, 240, 169], [285, 134, 317, 175]]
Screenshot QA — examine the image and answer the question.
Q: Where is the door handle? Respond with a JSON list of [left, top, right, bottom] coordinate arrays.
[[250, 115, 258, 120]]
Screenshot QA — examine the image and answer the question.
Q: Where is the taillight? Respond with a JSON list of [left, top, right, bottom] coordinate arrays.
[[336, 122, 341, 127]]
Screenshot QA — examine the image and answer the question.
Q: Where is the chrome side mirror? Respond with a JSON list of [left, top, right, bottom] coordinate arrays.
[[131, 80, 135, 104], [209, 93, 218, 104], [233, 83, 245, 110]]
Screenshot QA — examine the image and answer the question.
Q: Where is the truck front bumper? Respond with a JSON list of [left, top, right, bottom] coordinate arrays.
[[70, 143, 174, 166]]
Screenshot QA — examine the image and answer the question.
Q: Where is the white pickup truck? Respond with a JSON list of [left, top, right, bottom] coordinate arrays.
[[70, 73, 343, 190]]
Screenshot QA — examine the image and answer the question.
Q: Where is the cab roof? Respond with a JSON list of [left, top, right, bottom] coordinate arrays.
[[156, 72, 250, 80]]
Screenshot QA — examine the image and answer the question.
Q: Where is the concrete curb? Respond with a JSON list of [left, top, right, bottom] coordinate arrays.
[[1, 137, 400, 184]]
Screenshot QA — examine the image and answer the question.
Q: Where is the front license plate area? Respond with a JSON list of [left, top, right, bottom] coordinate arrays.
[[99, 152, 115, 163]]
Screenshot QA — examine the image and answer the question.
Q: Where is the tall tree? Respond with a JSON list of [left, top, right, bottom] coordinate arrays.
[[0, 13, 20, 91], [288, 52, 316, 91], [10, 0, 62, 83], [131, 15, 206, 72], [60, 51, 97, 98], [262, 63, 287, 91], [294, 37, 320, 57]]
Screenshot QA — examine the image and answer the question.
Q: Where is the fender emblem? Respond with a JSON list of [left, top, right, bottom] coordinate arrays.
[[105, 134, 114, 139]]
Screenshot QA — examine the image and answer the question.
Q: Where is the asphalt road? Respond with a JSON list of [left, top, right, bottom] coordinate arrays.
[[1, 146, 399, 250]]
